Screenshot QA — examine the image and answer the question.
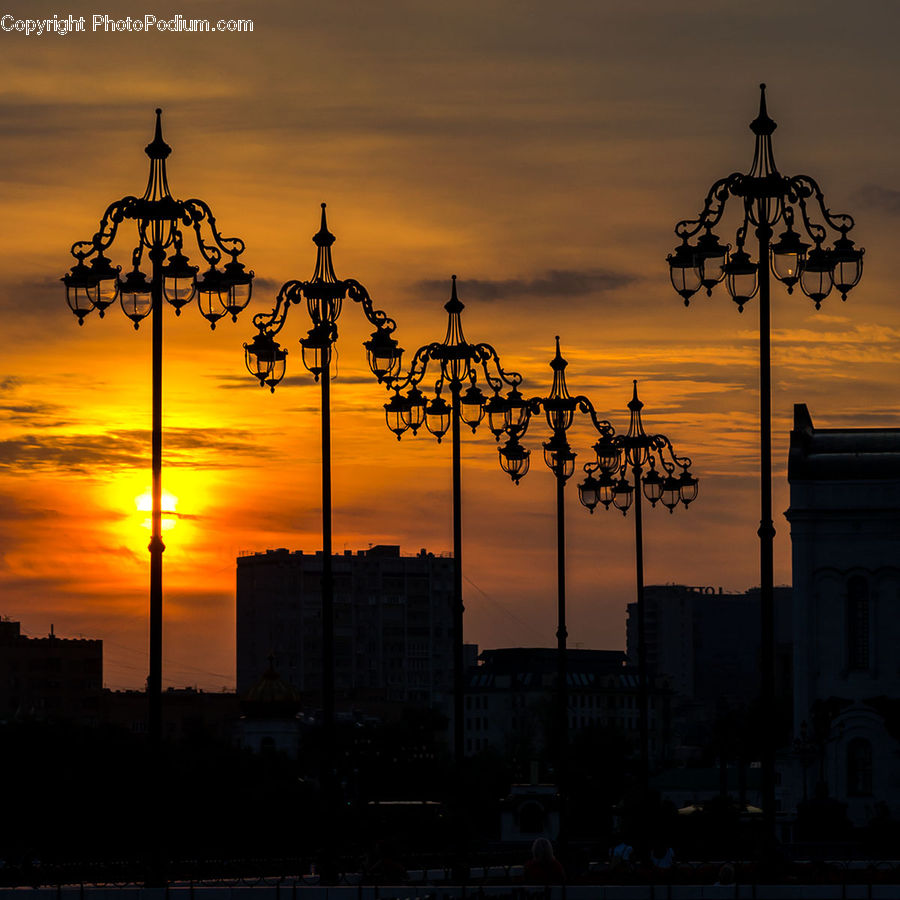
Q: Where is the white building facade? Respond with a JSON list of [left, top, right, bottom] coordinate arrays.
[[785, 403, 900, 825]]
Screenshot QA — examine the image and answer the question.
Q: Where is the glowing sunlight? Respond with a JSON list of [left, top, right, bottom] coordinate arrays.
[[136, 489, 179, 532]]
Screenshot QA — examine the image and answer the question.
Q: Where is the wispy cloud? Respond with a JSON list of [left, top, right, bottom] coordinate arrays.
[[415, 269, 636, 303], [0, 427, 272, 474], [247, 276, 282, 295], [0, 401, 72, 429], [216, 372, 385, 391], [856, 184, 900, 216]]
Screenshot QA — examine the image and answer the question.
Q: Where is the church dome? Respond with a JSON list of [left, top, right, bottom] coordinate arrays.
[[242, 661, 302, 718]]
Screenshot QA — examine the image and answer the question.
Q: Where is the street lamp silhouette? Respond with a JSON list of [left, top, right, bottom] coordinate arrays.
[[382, 275, 522, 765], [578, 381, 697, 787], [244, 204, 400, 784], [667, 83, 863, 840], [496, 337, 614, 814], [63, 110, 254, 746]]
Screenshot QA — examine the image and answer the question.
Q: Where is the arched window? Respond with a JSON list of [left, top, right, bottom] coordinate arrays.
[[846, 576, 870, 671], [847, 738, 873, 796]]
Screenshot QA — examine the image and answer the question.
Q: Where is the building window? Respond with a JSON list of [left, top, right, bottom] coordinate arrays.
[[847, 576, 870, 671], [847, 738, 873, 796]]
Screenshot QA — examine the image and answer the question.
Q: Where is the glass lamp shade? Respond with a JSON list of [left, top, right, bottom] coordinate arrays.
[[195, 266, 227, 329], [118, 267, 153, 329], [612, 477, 634, 514], [485, 392, 511, 439], [305, 282, 344, 327], [667, 241, 702, 305], [384, 391, 411, 439], [597, 470, 617, 509], [220, 259, 253, 321], [831, 235, 864, 300], [624, 438, 650, 470], [162, 249, 198, 314], [300, 325, 333, 380], [723, 248, 759, 313], [402, 386, 427, 433], [459, 384, 487, 431], [424, 395, 452, 441], [695, 232, 730, 295], [593, 435, 621, 474], [678, 469, 699, 506], [771, 227, 809, 293], [365, 328, 402, 382], [499, 435, 530, 484], [504, 387, 530, 432], [244, 332, 287, 393], [88, 252, 121, 316], [63, 259, 100, 325], [660, 474, 681, 512], [544, 399, 574, 434], [542, 435, 575, 481], [799, 246, 834, 309], [577, 472, 601, 513], [642, 467, 664, 506]]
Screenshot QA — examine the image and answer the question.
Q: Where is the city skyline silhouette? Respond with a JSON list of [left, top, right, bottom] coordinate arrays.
[[1, 2, 899, 698]]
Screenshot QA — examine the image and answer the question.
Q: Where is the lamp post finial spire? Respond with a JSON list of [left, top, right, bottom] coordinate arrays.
[[750, 82, 776, 137], [145, 108, 172, 160]]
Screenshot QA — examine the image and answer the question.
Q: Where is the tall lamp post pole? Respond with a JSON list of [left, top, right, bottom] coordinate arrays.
[[382, 276, 523, 765], [577, 381, 698, 789], [244, 204, 401, 794], [496, 337, 614, 835], [64, 110, 254, 746], [667, 84, 863, 845]]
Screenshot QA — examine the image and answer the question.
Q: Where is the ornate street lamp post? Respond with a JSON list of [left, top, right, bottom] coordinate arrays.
[[496, 337, 614, 825], [244, 204, 400, 788], [383, 276, 522, 765], [577, 381, 698, 787], [63, 110, 254, 747], [667, 84, 863, 842]]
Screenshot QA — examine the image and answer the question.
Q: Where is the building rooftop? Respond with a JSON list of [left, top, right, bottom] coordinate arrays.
[[0, 619, 101, 645], [468, 648, 630, 689], [238, 545, 449, 560], [789, 403, 900, 481]]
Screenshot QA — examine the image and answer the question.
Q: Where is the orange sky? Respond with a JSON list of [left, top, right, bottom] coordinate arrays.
[[1, 1, 899, 690]]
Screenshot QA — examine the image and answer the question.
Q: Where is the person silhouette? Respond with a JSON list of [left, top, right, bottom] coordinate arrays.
[[524, 837, 565, 884]]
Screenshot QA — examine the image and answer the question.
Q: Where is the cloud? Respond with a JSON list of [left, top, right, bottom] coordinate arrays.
[[415, 269, 637, 303], [0, 401, 72, 429], [0, 493, 58, 523], [0, 277, 61, 319], [0, 427, 273, 475], [215, 371, 388, 393], [856, 184, 900, 216], [0, 375, 73, 427], [246, 276, 282, 295]]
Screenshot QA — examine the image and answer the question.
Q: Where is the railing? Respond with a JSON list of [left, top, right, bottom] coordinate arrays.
[[2, 857, 900, 890]]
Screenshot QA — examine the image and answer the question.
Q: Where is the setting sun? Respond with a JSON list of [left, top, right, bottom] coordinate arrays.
[[136, 490, 179, 531]]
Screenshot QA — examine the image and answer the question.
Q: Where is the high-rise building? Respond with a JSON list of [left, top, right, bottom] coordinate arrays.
[[236, 545, 455, 717], [626, 584, 792, 710]]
